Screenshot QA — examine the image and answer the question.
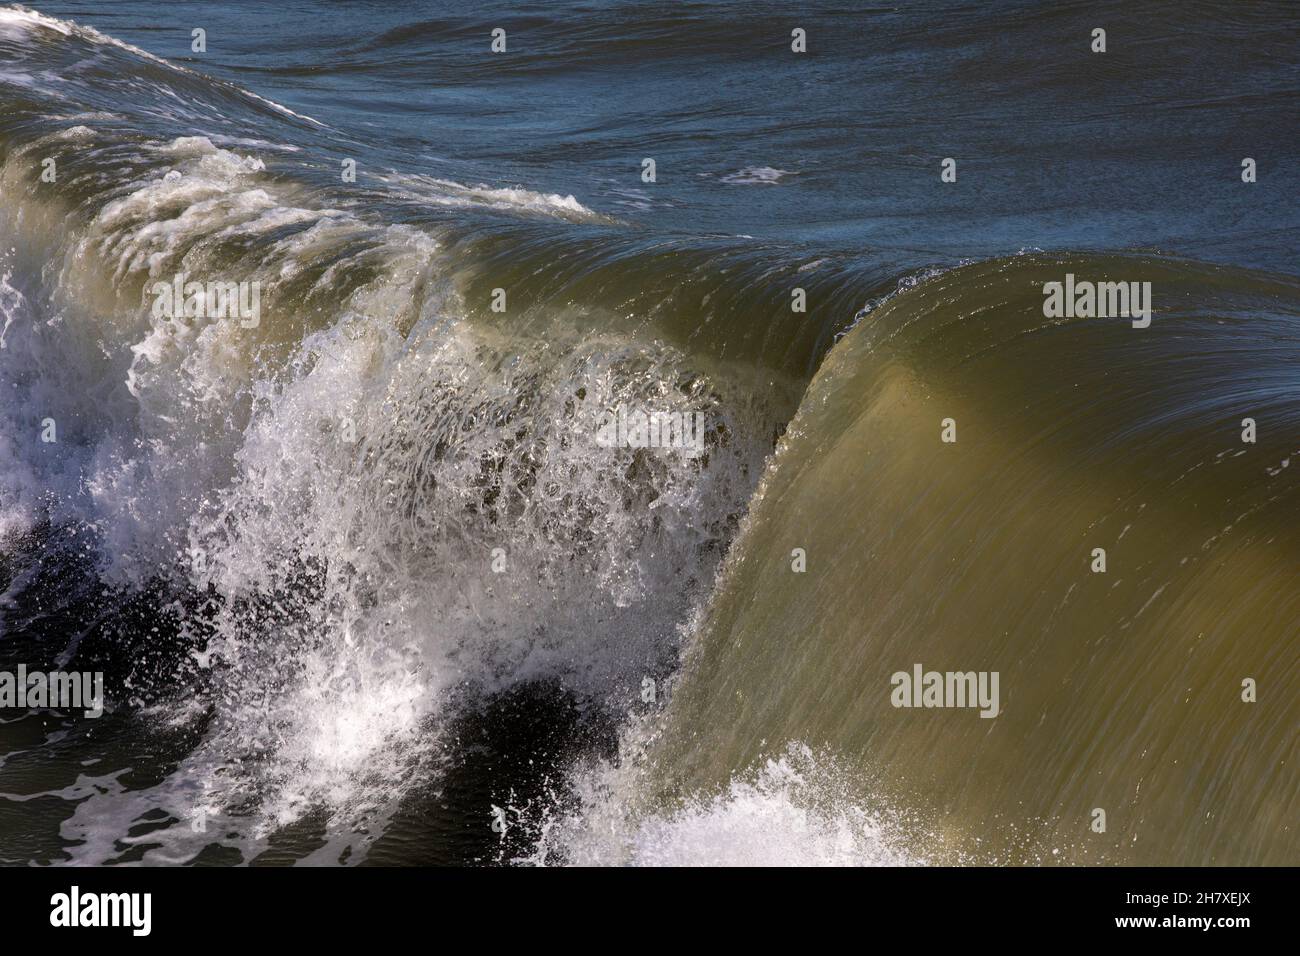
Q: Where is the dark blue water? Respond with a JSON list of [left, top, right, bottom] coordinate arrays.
[[27, 0, 1300, 268]]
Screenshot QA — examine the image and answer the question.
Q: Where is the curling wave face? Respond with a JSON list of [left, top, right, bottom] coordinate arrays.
[[642, 255, 1300, 865]]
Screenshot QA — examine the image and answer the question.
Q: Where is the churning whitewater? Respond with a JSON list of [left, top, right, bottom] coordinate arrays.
[[0, 4, 822, 865]]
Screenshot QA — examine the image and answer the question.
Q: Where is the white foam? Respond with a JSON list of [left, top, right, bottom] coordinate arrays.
[[720, 166, 796, 186], [534, 743, 923, 866], [376, 171, 612, 223]]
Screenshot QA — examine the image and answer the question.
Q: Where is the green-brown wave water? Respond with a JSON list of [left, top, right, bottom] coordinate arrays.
[[647, 254, 1299, 865]]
